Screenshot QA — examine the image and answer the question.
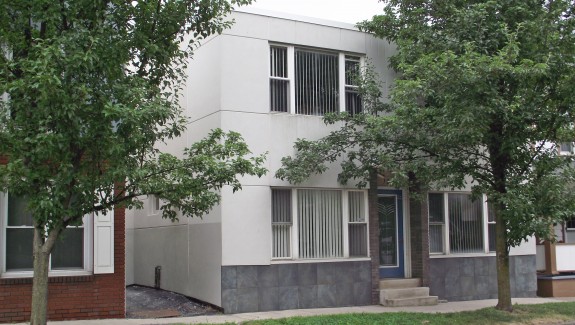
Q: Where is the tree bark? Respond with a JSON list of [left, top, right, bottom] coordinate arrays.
[[494, 206, 512, 312], [368, 168, 380, 304], [30, 226, 60, 325]]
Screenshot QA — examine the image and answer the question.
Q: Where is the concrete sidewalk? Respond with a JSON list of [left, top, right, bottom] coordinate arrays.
[[16, 297, 575, 325]]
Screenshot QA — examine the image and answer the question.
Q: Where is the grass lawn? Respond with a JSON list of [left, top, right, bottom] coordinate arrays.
[[193, 302, 575, 325]]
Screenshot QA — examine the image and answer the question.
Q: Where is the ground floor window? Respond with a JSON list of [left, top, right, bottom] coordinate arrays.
[[567, 216, 575, 230], [1, 193, 91, 275], [271, 188, 368, 260], [428, 193, 495, 255]]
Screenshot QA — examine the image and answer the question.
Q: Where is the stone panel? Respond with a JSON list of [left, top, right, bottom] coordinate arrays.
[[221, 260, 371, 313], [428, 255, 537, 301]]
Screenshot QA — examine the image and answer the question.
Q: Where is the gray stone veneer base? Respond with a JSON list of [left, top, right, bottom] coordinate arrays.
[[221, 261, 372, 313], [429, 255, 537, 301]]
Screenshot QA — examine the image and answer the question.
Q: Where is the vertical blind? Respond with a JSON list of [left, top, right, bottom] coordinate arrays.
[[298, 189, 343, 259], [271, 189, 292, 258], [448, 194, 484, 253], [295, 50, 339, 116], [348, 191, 367, 257], [270, 46, 289, 112]]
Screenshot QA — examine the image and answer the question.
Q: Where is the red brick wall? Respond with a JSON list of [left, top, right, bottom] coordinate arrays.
[[0, 207, 126, 323]]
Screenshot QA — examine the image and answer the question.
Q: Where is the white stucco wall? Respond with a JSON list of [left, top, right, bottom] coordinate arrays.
[[131, 9, 535, 307], [130, 195, 223, 305], [125, 208, 135, 286]]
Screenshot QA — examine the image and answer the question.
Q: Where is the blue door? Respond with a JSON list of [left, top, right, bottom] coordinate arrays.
[[378, 189, 405, 278]]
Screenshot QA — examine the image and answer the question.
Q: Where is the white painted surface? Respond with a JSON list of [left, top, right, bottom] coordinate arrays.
[[125, 208, 135, 285], [94, 208, 114, 274], [556, 245, 575, 271], [188, 223, 223, 305], [132, 226, 189, 292], [221, 186, 272, 266], [128, 10, 410, 306], [510, 237, 536, 256], [536, 245, 546, 272]]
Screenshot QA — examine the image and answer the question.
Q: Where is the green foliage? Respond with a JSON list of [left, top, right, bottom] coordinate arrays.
[[278, 0, 575, 248], [0, 0, 263, 230], [356, 0, 575, 247]]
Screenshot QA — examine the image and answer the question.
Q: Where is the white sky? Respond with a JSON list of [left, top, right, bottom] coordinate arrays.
[[244, 0, 383, 24]]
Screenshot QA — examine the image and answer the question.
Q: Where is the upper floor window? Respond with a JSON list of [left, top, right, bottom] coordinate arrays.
[[428, 193, 496, 255], [345, 56, 362, 115], [269, 45, 363, 116], [567, 216, 575, 230]]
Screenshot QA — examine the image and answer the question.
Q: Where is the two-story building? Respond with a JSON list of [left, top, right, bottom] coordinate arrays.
[[126, 9, 538, 313]]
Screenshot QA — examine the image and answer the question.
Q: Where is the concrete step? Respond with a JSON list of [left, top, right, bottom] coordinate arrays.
[[379, 278, 421, 289], [380, 287, 430, 301], [383, 295, 439, 307]]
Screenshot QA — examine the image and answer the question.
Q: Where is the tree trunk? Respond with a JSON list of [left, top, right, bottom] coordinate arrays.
[[494, 208, 512, 312], [368, 168, 380, 304], [30, 226, 60, 325]]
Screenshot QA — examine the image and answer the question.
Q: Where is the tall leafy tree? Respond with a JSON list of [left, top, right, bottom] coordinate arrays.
[[278, 0, 575, 312], [0, 1, 264, 324]]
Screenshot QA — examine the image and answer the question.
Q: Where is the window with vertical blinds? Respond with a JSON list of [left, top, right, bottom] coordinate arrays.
[[298, 189, 343, 258], [428, 193, 445, 254], [344, 56, 362, 115], [295, 50, 339, 116], [348, 191, 367, 257], [271, 189, 292, 258], [448, 194, 484, 253], [271, 188, 368, 260], [269, 45, 364, 116], [270, 46, 289, 112], [428, 193, 496, 255]]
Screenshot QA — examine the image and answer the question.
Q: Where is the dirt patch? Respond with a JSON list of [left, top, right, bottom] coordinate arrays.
[[126, 285, 221, 319]]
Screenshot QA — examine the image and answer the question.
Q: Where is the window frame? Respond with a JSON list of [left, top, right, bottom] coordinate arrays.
[[428, 192, 494, 256], [149, 194, 162, 216], [268, 44, 365, 116], [559, 142, 574, 155], [567, 216, 575, 230], [271, 188, 370, 261], [0, 192, 93, 278]]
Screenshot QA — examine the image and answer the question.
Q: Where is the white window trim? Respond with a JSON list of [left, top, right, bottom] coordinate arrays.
[[148, 194, 162, 216], [429, 192, 494, 258], [272, 188, 370, 262], [269, 43, 365, 115], [0, 192, 93, 278]]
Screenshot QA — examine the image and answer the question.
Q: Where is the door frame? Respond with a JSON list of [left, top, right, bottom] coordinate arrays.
[[378, 189, 405, 278]]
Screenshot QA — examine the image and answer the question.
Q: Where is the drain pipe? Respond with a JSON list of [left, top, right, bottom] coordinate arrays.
[[155, 266, 161, 289]]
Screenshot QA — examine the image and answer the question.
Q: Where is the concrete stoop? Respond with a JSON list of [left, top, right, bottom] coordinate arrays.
[[380, 278, 439, 307]]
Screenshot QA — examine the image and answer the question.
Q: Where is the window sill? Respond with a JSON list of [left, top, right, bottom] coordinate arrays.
[[0, 271, 94, 284], [430, 253, 496, 259], [271, 257, 371, 264]]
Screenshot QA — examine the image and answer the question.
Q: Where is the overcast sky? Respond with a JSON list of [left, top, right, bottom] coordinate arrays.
[[245, 0, 383, 24]]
